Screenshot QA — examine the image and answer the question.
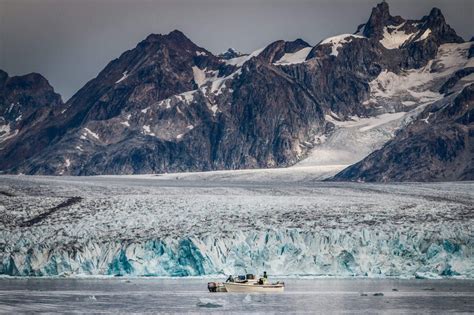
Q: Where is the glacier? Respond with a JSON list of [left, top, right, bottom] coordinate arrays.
[[0, 175, 472, 278], [3, 228, 472, 278]]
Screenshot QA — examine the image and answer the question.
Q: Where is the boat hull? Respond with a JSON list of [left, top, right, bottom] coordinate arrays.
[[224, 282, 284, 293]]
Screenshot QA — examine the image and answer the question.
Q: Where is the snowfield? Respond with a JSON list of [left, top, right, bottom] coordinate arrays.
[[0, 175, 472, 278]]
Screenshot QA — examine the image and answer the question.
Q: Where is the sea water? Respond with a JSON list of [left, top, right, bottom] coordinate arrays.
[[0, 278, 473, 313]]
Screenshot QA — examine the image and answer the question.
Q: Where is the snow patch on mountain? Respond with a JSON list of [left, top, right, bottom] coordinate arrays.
[[320, 34, 365, 57], [415, 28, 432, 42], [192, 65, 241, 98], [370, 70, 442, 103], [178, 91, 196, 104], [115, 71, 129, 84], [80, 128, 100, 141], [420, 112, 434, 124], [461, 73, 474, 84], [207, 69, 241, 96], [274, 47, 313, 65], [142, 125, 155, 136], [0, 124, 15, 143], [58, 158, 71, 175], [224, 47, 265, 67], [192, 66, 207, 87], [379, 23, 415, 49], [369, 42, 473, 105], [120, 114, 131, 127]]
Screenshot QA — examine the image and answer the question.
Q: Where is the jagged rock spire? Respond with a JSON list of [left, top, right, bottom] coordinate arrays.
[[363, 2, 396, 39]]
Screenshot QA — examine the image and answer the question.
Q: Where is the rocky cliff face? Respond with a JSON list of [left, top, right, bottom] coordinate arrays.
[[0, 71, 64, 162], [0, 70, 63, 132], [0, 2, 471, 180]]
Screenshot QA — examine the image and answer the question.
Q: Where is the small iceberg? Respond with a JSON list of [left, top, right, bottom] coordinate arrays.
[[243, 294, 252, 303], [196, 298, 225, 308]]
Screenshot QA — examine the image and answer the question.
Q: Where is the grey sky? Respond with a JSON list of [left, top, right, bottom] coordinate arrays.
[[1, 0, 472, 101]]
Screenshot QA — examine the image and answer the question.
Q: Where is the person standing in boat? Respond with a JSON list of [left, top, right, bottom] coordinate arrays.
[[258, 271, 268, 285]]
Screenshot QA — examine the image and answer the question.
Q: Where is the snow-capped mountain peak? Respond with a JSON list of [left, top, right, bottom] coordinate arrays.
[[0, 2, 471, 182]]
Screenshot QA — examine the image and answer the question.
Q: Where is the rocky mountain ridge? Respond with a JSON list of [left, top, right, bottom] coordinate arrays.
[[0, 2, 472, 181]]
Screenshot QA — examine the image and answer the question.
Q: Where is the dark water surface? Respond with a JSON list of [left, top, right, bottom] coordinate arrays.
[[0, 278, 473, 314]]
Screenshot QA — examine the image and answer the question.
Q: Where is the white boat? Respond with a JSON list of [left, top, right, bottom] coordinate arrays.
[[224, 282, 285, 293]]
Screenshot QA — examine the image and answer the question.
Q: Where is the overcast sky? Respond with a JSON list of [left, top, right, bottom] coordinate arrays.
[[1, 0, 472, 101]]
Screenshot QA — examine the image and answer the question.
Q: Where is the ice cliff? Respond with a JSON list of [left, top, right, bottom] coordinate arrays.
[[2, 227, 472, 278], [1, 176, 472, 278]]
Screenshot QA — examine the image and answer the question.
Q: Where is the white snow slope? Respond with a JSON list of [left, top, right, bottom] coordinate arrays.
[[274, 47, 313, 65], [1, 175, 472, 278]]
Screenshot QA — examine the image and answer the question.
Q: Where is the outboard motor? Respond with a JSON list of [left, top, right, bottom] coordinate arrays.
[[207, 282, 217, 292]]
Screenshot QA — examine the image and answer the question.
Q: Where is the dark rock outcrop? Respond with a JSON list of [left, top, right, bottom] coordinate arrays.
[[219, 48, 244, 60], [362, 2, 404, 40], [421, 8, 464, 45], [439, 68, 474, 95]]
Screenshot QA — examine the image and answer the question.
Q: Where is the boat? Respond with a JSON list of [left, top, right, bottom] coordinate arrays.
[[224, 281, 285, 293], [208, 272, 284, 293]]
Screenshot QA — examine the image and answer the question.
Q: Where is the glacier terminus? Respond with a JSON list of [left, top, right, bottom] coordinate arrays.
[[1, 175, 472, 279]]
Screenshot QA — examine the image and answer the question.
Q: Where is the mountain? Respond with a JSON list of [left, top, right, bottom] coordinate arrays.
[[218, 48, 244, 60], [333, 83, 473, 181], [0, 71, 64, 158], [0, 30, 326, 175], [0, 2, 472, 180], [329, 2, 473, 182]]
